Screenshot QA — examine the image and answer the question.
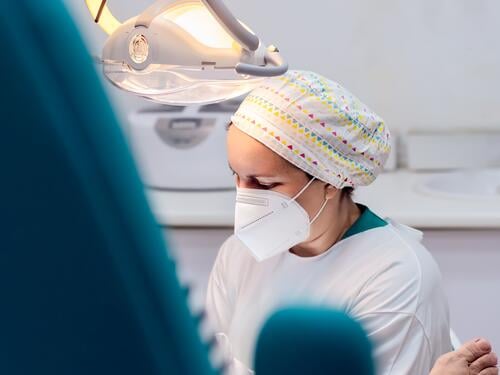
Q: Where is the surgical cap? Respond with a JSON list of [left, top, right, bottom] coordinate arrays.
[[231, 70, 391, 188]]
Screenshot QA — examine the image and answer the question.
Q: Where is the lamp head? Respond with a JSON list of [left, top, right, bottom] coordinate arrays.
[[86, 0, 288, 105]]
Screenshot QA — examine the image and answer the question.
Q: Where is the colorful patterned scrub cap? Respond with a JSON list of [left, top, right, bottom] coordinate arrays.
[[231, 70, 391, 188]]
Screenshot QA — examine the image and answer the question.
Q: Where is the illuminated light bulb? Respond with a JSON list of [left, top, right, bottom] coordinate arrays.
[[163, 3, 235, 49]]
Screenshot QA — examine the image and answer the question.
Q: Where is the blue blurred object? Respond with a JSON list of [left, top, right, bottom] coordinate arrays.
[[0, 1, 374, 374], [0, 1, 216, 374], [255, 307, 374, 375]]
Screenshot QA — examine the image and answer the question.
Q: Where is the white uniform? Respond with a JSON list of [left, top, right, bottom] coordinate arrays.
[[206, 216, 451, 375]]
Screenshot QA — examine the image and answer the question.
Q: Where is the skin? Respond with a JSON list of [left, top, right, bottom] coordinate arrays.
[[226, 124, 361, 257], [430, 339, 498, 375]]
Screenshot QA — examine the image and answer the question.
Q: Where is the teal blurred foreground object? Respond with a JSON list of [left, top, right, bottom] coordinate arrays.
[[254, 307, 375, 375], [0, 1, 375, 374], [0, 1, 216, 374]]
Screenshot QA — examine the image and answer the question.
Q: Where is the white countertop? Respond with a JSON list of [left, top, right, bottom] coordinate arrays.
[[147, 171, 500, 229]]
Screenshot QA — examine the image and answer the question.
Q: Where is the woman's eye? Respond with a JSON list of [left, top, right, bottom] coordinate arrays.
[[259, 182, 278, 189]]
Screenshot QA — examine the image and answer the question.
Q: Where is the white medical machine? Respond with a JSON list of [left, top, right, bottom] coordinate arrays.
[[128, 98, 242, 191]]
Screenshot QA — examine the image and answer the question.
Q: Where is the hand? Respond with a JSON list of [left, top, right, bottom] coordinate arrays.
[[430, 338, 498, 375]]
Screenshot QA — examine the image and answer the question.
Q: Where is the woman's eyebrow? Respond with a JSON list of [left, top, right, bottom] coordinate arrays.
[[228, 163, 281, 179]]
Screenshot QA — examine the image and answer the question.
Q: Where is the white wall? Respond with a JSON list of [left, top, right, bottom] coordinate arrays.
[[66, 0, 500, 130], [235, 0, 500, 131]]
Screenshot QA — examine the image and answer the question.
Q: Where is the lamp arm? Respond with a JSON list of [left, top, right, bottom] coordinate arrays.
[[202, 0, 259, 51]]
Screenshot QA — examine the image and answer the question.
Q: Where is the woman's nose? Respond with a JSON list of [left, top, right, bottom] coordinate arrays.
[[234, 175, 242, 188], [236, 177, 256, 189], [238, 180, 252, 189]]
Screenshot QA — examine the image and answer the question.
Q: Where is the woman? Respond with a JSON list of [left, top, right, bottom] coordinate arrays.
[[206, 70, 451, 374]]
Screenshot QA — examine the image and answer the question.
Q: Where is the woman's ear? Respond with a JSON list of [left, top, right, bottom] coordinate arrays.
[[324, 184, 339, 201]]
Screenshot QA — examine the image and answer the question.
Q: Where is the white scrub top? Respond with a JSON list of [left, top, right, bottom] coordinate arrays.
[[206, 206, 451, 375]]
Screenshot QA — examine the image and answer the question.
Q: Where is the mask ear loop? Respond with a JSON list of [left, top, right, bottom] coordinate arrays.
[[310, 199, 328, 224], [287, 177, 327, 223], [289, 177, 316, 202]]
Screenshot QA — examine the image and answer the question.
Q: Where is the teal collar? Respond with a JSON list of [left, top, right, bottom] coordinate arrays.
[[341, 204, 388, 241]]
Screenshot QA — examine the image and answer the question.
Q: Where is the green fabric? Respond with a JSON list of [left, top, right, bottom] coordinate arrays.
[[254, 307, 374, 375], [0, 1, 215, 374], [341, 204, 388, 241], [0, 2, 375, 374]]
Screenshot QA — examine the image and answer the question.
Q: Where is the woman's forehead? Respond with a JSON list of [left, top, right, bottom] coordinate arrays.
[[227, 125, 293, 176]]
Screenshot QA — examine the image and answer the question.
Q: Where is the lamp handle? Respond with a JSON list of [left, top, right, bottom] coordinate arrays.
[[236, 50, 288, 77]]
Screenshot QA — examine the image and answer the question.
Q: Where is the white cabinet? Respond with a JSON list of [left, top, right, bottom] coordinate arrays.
[[422, 229, 500, 351]]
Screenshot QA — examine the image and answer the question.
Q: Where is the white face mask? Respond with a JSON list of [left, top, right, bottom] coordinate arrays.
[[234, 177, 328, 262]]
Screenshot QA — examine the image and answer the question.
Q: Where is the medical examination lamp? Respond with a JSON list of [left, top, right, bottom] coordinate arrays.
[[85, 0, 288, 105]]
